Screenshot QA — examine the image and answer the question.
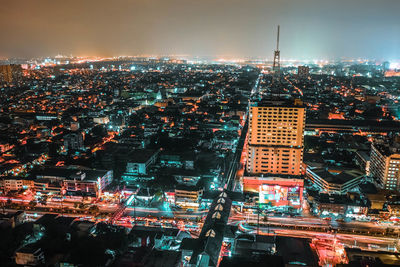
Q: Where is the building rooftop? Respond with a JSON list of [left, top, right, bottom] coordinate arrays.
[[128, 149, 159, 163], [275, 236, 319, 267], [220, 254, 285, 267], [32, 166, 110, 182], [250, 97, 305, 108], [186, 191, 233, 266], [311, 168, 364, 185], [373, 141, 400, 157], [345, 248, 400, 266]]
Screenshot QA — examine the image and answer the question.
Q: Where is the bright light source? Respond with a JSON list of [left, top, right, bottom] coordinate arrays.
[[389, 62, 400, 69]]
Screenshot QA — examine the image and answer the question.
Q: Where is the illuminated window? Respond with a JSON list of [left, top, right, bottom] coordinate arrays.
[[212, 212, 221, 219], [215, 204, 224, 211], [206, 229, 216, 237]]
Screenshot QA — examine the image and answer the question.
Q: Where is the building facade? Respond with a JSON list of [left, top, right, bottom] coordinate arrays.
[[175, 185, 204, 209], [370, 143, 400, 190], [246, 98, 306, 176], [305, 167, 364, 194], [0, 64, 22, 83]]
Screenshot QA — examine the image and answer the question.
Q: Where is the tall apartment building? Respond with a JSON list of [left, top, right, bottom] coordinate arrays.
[[246, 98, 306, 176], [370, 141, 400, 190], [0, 64, 22, 83]]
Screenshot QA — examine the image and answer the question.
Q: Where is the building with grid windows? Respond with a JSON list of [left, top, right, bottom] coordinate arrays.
[[370, 140, 400, 190], [0, 64, 22, 83], [246, 98, 306, 176]]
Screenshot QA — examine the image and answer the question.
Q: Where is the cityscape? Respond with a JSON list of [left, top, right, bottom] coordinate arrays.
[[1, 1, 400, 267]]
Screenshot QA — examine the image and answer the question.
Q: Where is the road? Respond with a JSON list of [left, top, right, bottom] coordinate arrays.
[[224, 117, 248, 191], [1, 195, 210, 220], [125, 206, 208, 220], [4, 194, 400, 236], [224, 73, 262, 191], [239, 223, 398, 252], [230, 211, 400, 236]]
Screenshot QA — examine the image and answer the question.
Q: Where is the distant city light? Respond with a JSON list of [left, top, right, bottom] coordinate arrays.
[[389, 62, 400, 70]]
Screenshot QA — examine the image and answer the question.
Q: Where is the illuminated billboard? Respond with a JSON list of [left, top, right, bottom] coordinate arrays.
[[244, 176, 303, 208], [259, 184, 301, 206]]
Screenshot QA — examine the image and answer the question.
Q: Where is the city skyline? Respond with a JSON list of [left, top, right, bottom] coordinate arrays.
[[1, 0, 400, 60], [2, 1, 400, 266]]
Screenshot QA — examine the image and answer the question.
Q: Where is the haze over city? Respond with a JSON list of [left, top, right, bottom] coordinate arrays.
[[1, 0, 400, 60]]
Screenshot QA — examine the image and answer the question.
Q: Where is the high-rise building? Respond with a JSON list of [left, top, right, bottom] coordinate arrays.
[[0, 64, 22, 83], [297, 66, 310, 79], [370, 140, 400, 190], [246, 98, 306, 176]]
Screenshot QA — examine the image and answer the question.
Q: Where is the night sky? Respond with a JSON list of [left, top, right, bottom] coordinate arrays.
[[1, 0, 399, 60]]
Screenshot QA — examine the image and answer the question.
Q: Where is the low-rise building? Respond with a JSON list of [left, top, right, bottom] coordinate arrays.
[[0, 176, 34, 192], [160, 152, 195, 170], [125, 149, 160, 176], [175, 184, 204, 209], [313, 193, 369, 216], [306, 167, 365, 194], [15, 245, 45, 266], [34, 166, 112, 196]]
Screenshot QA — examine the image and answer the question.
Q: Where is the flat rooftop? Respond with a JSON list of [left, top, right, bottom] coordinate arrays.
[[311, 168, 364, 185], [250, 97, 305, 108]]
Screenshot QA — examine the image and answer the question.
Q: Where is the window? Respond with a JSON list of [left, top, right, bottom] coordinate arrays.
[[217, 198, 225, 204], [219, 192, 227, 198], [206, 229, 216, 237], [215, 204, 224, 211], [212, 212, 221, 219]]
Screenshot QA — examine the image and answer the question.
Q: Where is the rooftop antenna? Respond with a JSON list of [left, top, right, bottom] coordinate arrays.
[[272, 25, 281, 97]]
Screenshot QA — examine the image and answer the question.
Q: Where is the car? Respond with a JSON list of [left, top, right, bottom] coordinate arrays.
[[186, 209, 194, 214]]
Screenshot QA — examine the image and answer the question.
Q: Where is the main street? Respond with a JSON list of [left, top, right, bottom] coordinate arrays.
[[229, 211, 400, 234], [223, 73, 262, 191], [239, 223, 399, 253]]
